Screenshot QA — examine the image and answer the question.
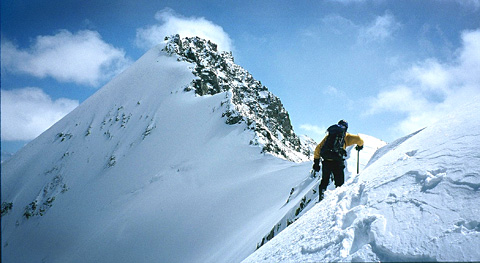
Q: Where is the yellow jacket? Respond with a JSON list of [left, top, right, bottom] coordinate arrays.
[[314, 133, 364, 159]]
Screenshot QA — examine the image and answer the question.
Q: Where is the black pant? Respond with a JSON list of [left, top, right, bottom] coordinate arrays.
[[319, 160, 345, 199]]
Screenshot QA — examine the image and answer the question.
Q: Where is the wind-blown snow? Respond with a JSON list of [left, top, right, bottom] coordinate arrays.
[[243, 96, 480, 262]]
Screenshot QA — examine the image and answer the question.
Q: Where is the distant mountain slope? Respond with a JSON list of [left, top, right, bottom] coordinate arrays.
[[243, 96, 480, 262]]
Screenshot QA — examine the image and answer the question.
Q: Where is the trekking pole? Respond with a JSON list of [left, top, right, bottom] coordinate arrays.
[[356, 149, 360, 174]]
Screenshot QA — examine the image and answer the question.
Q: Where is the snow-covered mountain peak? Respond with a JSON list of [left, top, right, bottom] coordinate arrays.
[[162, 34, 312, 162], [1, 35, 321, 263], [1, 34, 390, 263]]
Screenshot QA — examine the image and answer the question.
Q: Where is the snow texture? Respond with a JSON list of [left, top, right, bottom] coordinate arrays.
[[1, 36, 316, 263], [243, 95, 480, 263], [254, 134, 386, 249], [3, 34, 478, 263]]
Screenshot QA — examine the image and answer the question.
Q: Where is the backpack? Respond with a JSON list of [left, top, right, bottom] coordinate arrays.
[[320, 124, 347, 161]]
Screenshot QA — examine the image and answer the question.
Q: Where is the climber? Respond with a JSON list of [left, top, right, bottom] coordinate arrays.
[[312, 120, 364, 202]]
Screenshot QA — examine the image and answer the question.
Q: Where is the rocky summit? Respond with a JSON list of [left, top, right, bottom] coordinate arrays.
[[163, 34, 313, 162]]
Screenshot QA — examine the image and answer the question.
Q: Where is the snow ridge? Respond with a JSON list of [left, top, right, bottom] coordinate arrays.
[[243, 96, 480, 262], [2, 39, 318, 263], [254, 135, 386, 251], [163, 35, 312, 162]]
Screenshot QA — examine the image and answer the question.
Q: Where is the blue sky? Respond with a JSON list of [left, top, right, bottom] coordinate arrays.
[[2, 0, 480, 154]]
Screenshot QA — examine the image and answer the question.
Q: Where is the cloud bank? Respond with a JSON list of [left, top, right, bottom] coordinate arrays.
[[1, 30, 131, 87], [1, 88, 79, 141], [366, 29, 480, 136], [135, 8, 233, 51]]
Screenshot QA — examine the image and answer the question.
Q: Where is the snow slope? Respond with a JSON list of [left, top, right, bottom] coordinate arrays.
[[1, 35, 378, 263], [0, 35, 385, 263], [1, 41, 309, 262], [243, 96, 480, 262], [254, 134, 386, 249]]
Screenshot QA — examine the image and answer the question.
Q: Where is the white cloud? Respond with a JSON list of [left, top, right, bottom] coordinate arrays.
[[135, 8, 233, 52], [366, 85, 431, 115], [366, 29, 480, 136], [299, 124, 327, 142], [455, 30, 480, 85], [1, 30, 131, 87], [359, 13, 401, 42], [1, 88, 79, 141]]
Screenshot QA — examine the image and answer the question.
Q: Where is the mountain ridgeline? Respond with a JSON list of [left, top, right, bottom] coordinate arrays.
[[163, 35, 312, 162], [2, 35, 320, 262]]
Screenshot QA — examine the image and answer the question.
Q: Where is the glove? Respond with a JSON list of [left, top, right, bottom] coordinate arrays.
[[355, 145, 364, 151], [313, 158, 320, 172]]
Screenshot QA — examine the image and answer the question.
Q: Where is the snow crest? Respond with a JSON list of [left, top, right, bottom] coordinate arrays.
[[254, 135, 386, 250], [243, 96, 480, 262]]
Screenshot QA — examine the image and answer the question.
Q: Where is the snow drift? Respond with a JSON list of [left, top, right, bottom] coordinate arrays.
[[243, 95, 480, 262]]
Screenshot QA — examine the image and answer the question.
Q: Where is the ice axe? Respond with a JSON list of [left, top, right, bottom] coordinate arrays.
[[357, 149, 360, 174], [356, 145, 363, 174]]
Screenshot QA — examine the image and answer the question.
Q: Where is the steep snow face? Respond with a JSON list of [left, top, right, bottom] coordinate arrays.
[[0, 43, 312, 263], [163, 35, 312, 162], [243, 96, 480, 262], [254, 134, 386, 249]]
